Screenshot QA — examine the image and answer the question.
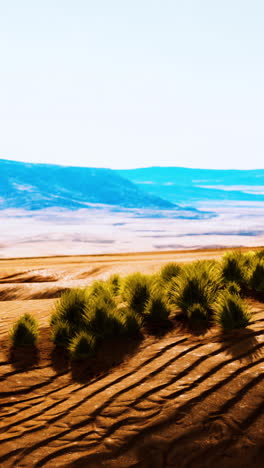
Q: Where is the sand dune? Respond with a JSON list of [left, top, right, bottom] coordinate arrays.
[[0, 248, 263, 467]]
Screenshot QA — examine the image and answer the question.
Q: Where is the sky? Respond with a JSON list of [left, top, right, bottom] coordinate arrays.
[[1, 1, 264, 170]]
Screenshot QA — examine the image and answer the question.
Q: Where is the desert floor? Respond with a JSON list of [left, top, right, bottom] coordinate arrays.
[[0, 247, 263, 467]]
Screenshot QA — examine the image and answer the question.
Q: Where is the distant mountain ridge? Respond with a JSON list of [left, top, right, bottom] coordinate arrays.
[[117, 167, 264, 204], [0, 159, 182, 212], [2, 160, 262, 214]]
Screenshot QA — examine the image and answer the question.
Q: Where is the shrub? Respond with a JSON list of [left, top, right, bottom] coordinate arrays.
[[221, 251, 250, 285], [50, 288, 88, 331], [10, 313, 39, 346], [249, 260, 264, 292], [225, 281, 241, 296], [254, 249, 264, 259], [84, 295, 122, 338], [115, 306, 142, 336], [121, 273, 151, 314], [88, 281, 116, 307], [51, 320, 71, 347], [186, 303, 208, 328], [88, 281, 113, 302], [168, 261, 222, 316], [148, 273, 166, 299], [213, 292, 252, 330], [160, 262, 182, 282], [69, 331, 96, 359], [107, 274, 122, 296], [144, 296, 170, 322]]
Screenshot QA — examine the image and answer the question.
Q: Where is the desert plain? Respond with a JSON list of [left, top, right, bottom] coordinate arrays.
[[0, 247, 263, 467]]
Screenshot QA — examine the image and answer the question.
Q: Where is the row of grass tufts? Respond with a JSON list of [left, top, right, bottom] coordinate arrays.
[[49, 272, 172, 359], [10, 248, 264, 354]]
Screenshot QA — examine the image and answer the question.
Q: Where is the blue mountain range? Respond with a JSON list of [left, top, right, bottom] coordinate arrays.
[[1, 160, 263, 217]]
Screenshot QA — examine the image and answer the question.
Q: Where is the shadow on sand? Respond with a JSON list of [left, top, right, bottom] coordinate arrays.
[[219, 328, 263, 363], [50, 334, 142, 384], [9, 345, 40, 370]]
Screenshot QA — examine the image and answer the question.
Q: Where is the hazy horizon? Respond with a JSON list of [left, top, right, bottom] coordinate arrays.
[[1, 157, 264, 172]]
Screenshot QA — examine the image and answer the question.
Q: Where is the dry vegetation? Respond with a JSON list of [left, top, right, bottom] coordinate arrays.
[[0, 247, 263, 467]]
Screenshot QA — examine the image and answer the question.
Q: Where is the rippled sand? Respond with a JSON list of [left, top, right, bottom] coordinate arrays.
[[0, 248, 263, 467]]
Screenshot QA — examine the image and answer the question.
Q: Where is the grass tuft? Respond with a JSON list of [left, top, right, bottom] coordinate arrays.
[[115, 306, 142, 336], [51, 320, 71, 347], [144, 296, 170, 322], [50, 288, 88, 331], [224, 281, 241, 296], [254, 249, 264, 259], [69, 331, 96, 359], [121, 273, 151, 314], [10, 314, 39, 346], [84, 295, 122, 338], [107, 274, 122, 296], [249, 259, 264, 292], [160, 262, 182, 282], [168, 260, 222, 317], [221, 251, 251, 286], [213, 291, 252, 330], [186, 303, 208, 328]]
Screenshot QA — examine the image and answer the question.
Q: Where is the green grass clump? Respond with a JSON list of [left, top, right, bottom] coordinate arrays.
[[168, 261, 222, 317], [88, 281, 113, 301], [115, 306, 142, 336], [186, 303, 208, 328], [51, 320, 71, 347], [221, 251, 250, 286], [148, 273, 167, 299], [254, 249, 264, 259], [10, 313, 39, 346], [84, 295, 122, 338], [224, 281, 241, 296], [144, 296, 170, 322], [107, 274, 122, 296], [249, 260, 264, 292], [50, 288, 88, 331], [213, 291, 252, 330], [121, 273, 151, 314], [160, 262, 182, 282], [69, 331, 96, 359]]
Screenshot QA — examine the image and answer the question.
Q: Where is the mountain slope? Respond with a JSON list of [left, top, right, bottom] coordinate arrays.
[[0, 159, 177, 211], [117, 167, 264, 205]]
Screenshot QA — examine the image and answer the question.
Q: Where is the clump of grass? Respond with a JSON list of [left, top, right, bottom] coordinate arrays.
[[186, 303, 208, 328], [254, 249, 264, 259], [88, 281, 116, 307], [221, 251, 250, 286], [249, 260, 264, 292], [115, 306, 142, 336], [10, 313, 39, 346], [160, 262, 182, 282], [51, 320, 71, 347], [148, 273, 167, 299], [69, 331, 96, 359], [50, 288, 88, 331], [88, 281, 113, 301], [213, 291, 252, 330], [144, 295, 170, 323], [107, 274, 122, 296], [121, 273, 151, 314], [224, 281, 241, 296], [50, 287, 93, 353], [168, 260, 222, 317], [84, 295, 122, 338]]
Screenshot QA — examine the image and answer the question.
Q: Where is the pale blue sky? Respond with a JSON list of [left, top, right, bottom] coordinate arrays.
[[1, 1, 264, 169]]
